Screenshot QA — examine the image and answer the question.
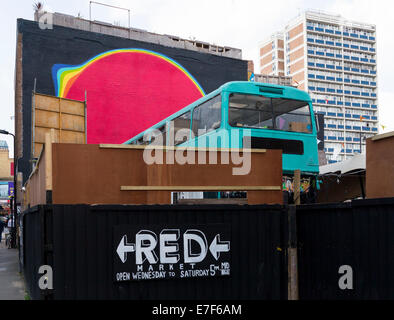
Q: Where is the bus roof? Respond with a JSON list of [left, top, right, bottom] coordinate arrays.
[[123, 81, 312, 144]]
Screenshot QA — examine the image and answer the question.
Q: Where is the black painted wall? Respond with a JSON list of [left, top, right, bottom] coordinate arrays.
[[17, 19, 248, 183]]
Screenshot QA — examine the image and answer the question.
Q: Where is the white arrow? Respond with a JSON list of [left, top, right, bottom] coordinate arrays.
[[116, 235, 135, 263], [209, 234, 230, 260]]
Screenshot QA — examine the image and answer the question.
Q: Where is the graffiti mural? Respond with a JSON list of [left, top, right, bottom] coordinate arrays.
[[52, 49, 205, 144]]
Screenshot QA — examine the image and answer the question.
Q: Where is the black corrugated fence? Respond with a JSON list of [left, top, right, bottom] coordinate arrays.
[[22, 204, 288, 300], [297, 198, 394, 300], [21, 199, 394, 300]]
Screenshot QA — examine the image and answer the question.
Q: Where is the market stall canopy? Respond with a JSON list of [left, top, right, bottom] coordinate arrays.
[[319, 153, 366, 175]]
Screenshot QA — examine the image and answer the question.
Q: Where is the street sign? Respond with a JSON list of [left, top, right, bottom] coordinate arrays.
[[8, 182, 14, 197], [113, 224, 231, 282]]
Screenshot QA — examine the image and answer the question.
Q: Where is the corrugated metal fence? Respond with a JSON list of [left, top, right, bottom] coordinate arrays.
[[22, 199, 394, 300], [297, 198, 394, 299], [22, 204, 288, 300]]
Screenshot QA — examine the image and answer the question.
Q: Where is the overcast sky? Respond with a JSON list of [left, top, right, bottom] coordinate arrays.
[[1, 0, 393, 157]]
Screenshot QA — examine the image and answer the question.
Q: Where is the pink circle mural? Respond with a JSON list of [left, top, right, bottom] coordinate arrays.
[[52, 49, 205, 144]]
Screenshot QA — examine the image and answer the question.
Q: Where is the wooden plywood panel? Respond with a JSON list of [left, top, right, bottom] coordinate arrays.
[[52, 144, 148, 205], [35, 127, 60, 144], [32, 93, 86, 159], [61, 113, 85, 132], [60, 131, 85, 144], [51, 144, 282, 205], [34, 142, 44, 158], [35, 109, 59, 128], [60, 99, 84, 116], [366, 137, 394, 199], [35, 94, 60, 112]]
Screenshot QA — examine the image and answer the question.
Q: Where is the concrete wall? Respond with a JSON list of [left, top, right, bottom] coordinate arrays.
[[35, 11, 242, 59]]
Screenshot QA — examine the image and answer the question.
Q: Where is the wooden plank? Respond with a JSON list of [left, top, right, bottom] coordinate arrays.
[[35, 94, 60, 112], [100, 143, 267, 153], [177, 198, 248, 205], [121, 186, 282, 191], [371, 131, 394, 141], [35, 125, 84, 133], [32, 93, 87, 154], [60, 99, 85, 116], [34, 142, 44, 158], [35, 127, 60, 144], [45, 132, 53, 191], [35, 109, 60, 128], [61, 113, 85, 132], [60, 131, 86, 144], [294, 169, 301, 205]]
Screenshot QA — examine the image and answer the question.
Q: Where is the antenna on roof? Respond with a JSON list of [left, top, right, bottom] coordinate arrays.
[[33, 1, 43, 12]]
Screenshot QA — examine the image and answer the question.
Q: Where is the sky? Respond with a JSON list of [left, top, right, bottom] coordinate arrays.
[[0, 0, 393, 157]]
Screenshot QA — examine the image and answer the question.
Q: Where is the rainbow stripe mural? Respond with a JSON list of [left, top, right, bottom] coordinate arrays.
[[52, 49, 206, 98], [50, 48, 206, 144]]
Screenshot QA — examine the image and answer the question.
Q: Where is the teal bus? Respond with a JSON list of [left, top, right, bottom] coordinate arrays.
[[124, 81, 320, 179]]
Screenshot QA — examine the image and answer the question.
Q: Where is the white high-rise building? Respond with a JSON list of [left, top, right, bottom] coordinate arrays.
[[259, 10, 378, 163]]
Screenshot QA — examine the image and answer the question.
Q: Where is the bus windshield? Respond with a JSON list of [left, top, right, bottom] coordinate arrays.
[[228, 93, 312, 133]]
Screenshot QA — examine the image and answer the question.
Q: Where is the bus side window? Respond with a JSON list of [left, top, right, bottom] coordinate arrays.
[[192, 95, 221, 137], [150, 124, 166, 146], [172, 111, 192, 145]]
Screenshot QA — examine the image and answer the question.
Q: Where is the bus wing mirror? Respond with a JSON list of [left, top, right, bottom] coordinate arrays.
[[315, 114, 320, 132]]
